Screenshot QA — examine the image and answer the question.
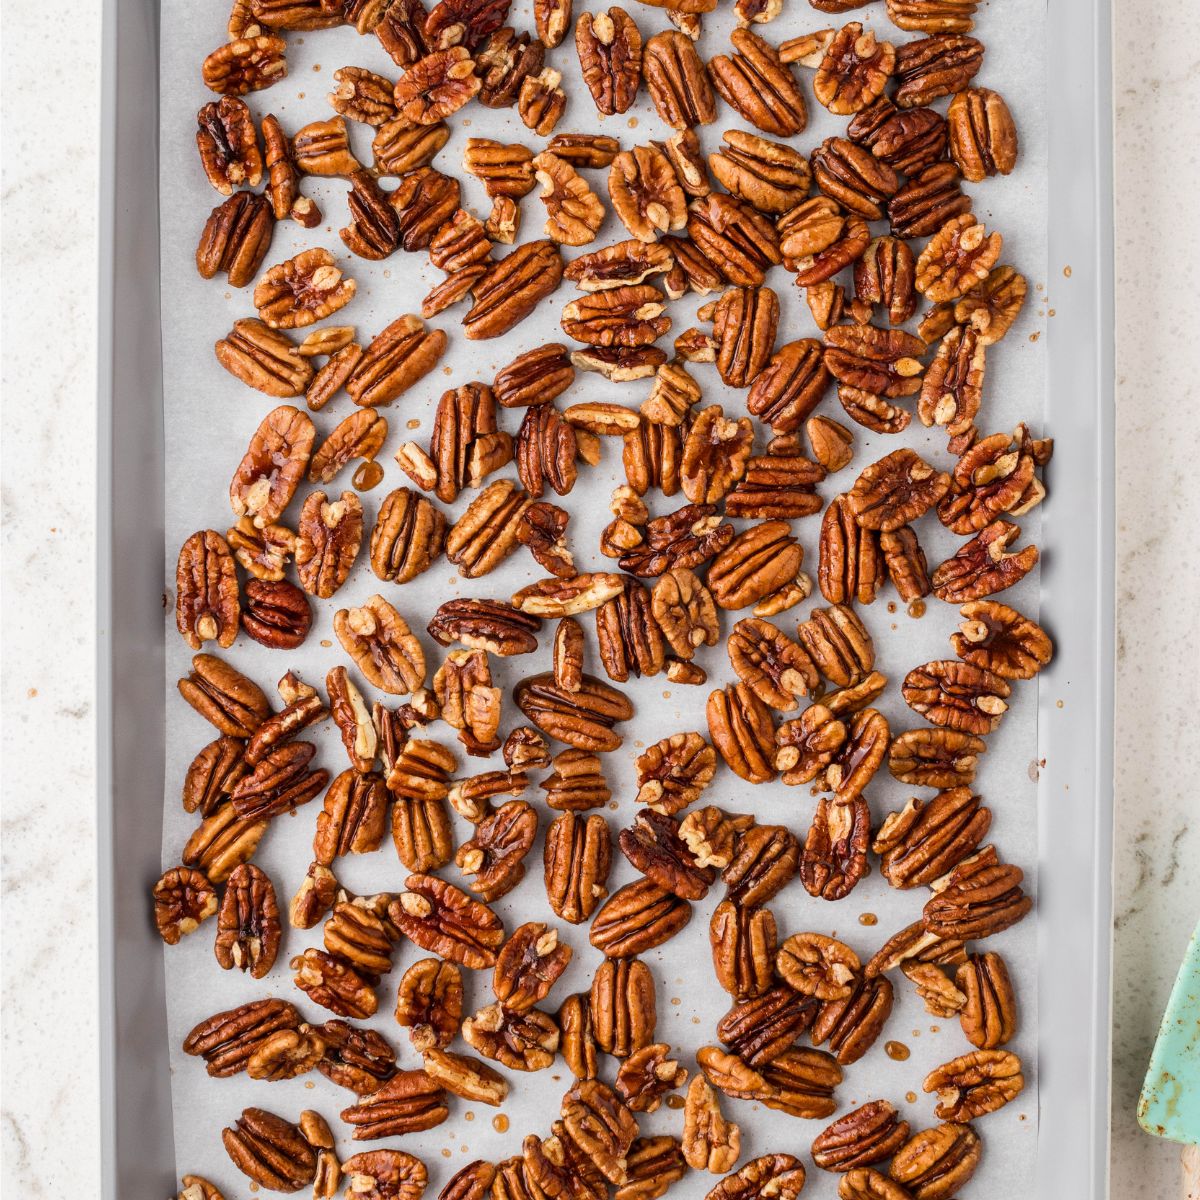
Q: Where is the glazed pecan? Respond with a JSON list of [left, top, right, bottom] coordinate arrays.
[[616, 1044, 687, 1113], [387, 738, 455, 805], [707, 1155, 807, 1200], [710, 899, 776, 998], [341, 1069, 450, 1139], [433, 648, 502, 755], [390, 873, 505, 967], [422, 1048, 509, 1107], [457, 800, 538, 900], [466, 240, 565, 339], [621, 413, 683, 494], [292, 947, 378, 1019], [874, 788, 990, 888], [462, 1004, 559, 1070], [746, 340, 830, 435], [609, 145, 688, 242], [644, 31, 715, 128], [902, 659, 1010, 734], [178, 653, 272, 738], [476, 28, 546, 109], [678, 406, 753, 504], [619, 499, 729, 573], [837, 1169, 912, 1200], [895, 33, 982, 106], [717, 985, 818, 1065], [951, 599, 1051, 679], [727, 618, 817, 711], [214, 863, 280, 978], [956, 265, 1027, 343], [824, 325, 924, 400], [709, 286, 778, 388], [290, 861, 339, 931], [334, 595, 425, 694], [846, 449, 949, 533], [346, 314, 447, 408], [391, 789, 455, 872], [620, 808, 715, 899], [687, 193, 781, 286], [888, 162, 971, 239], [947, 86, 1018, 183], [799, 796, 871, 900], [175, 531, 240, 650], [229, 405, 315, 528], [222, 1109, 315, 1192], [811, 1099, 902, 1176], [463, 138, 535, 198], [535, 0, 572, 45], [396, 958, 464, 1051], [313, 771, 387, 866], [682, 1076, 741, 1173], [590, 879, 691, 958], [811, 973, 893, 1065], [392, 46, 480, 124], [561, 1079, 639, 1183], [184, 998, 300, 1078], [548, 132, 623, 168], [923, 1049, 1023, 1120], [854, 237, 916, 326], [545, 810, 612, 923], [532, 152, 606, 246], [922, 847, 1032, 940], [706, 681, 776, 783], [513, 573, 624, 618], [698, 1044, 840, 1119], [814, 23, 894, 114], [595, 577, 665, 681], [182, 802, 269, 883], [709, 130, 810, 214], [203, 35, 288, 95], [956, 950, 1016, 1049], [811, 136, 899, 221], [446, 480, 533, 577], [938, 425, 1047, 530], [515, 672, 633, 751], [723, 824, 800, 906], [864, 919, 965, 980], [196, 96, 262, 194], [371, 119, 448, 180], [931, 519, 1039, 602], [230, 741, 328, 821], [493, 343, 575, 409], [889, 727, 985, 788], [917, 213, 1002, 303], [562, 285, 670, 349], [368, 488, 446, 586], [515, 406, 578, 499], [518, 68, 567, 135], [153, 867, 218, 944], [776, 933, 859, 1001], [796, 604, 875, 688], [916, 325, 985, 443], [709, 522, 804, 611], [617, 1138, 686, 1200], [576, 8, 643, 115], [254, 249, 355, 331], [708, 29, 807, 137], [262, 112, 321, 228], [197, 192, 274, 287], [818, 495, 881, 606], [847, 95, 947, 174], [183, 735, 248, 819], [291, 116, 360, 177], [887, 0, 978, 30], [889, 1123, 981, 1200], [337, 1151, 427, 1200], [324, 896, 400, 976]]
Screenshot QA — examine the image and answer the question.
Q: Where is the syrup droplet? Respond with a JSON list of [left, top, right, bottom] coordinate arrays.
[[858, 912, 878, 927], [666, 1094, 685, 1110], [442, 1149, 452, 1158], [353, 460, 384, 491], [408, 418, 422, 430], [320, 639, 332, 648], [493, 1114, 510, 1133], [905, 1091, 917, 1104], [887, 601, 897, 614], [465, 1112, 475, 1121], [885, 1041, 910, 1061], [907, 599, 926, 619]]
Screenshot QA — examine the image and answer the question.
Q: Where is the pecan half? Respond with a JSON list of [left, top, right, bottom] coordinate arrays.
[[533, 151, 607, 246], [688, 192, 781, 285], [902, 659, 1010, 734], [923, 1049, 1023, 1120], [395, 958, 464, 1051], [203, 35, 288, 95], [799, 796, 870, 900], [956, 951, 1016, 1049], [324, 897, 400, 976], [433, 648, 502, 755], [814, 23, 894, 114], [635, 731, 716, 814], [811, 974, 893, 1065], [196, 96, 262, 194], [617, 1138, 686, 1200], [390, 873, 505, 968], [184, 998, 301, 1078], [847, 95, 947, 174], [465, 240, 565, 339], [515, 672, 633, 751], [847, 449, 950, 532], [956, 265, 1027, 343], [707, 681, 776, 783], [723, 824, 800, 906], [874, 788, 990, 888], [215, 863, 280, 977], [728, 617, 817, 710], [576, 8, 643, 115], [931, 518, 1039, 602], [338, 1151, 427, 1200], [709, 521, 803, 611], [609, 145, 688, 242], [457, 799, 538, 900], [423, 1048, 509, 1106], [222, 1109, 316, 1192], [462, 1004, 560, 1070], [493, 343, 575, 409], [776, 933, 859, 1001], [518, 68, 567, 135], [818, 494, 882, 605], [217, 319, 313, 397], [175, 531, 240, 650], [178, 653, 272, 738], [590, 879, 691, 957], [230, 741, 328, 821], [746, 339, 830, 434], [811, 136, 899, 221], [562, 285, 671, 348], [888, 727, 986, 787], [292, 946, 378, 1019], [951, 599, 1051, 679], [197, 192, 274, 287], [837, 1169, 912, 1200], [346, 315, 447, 408], [889, 1123, 982, 1200], [229, 405, 315, 529], [335, 595, 425, 694], [153, 867, 218, 944], [922, 847, 1032, 940], [895, 32, 982, 107], [622, 416, 684, 496], [341, 1069, 450, 1139], [682, 1075, 741, 1173], [708, 29, 807, 137], [710, 899, 776, 998], [620, 808, 715, 899], [545, 810, 612, 923], [617, 1043, 687, 1112], [254, 248, 355, 331], [644, 31, 715, 128]]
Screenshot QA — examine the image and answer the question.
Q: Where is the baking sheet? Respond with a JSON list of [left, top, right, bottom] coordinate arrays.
[[157, 2, 1050, 1195]]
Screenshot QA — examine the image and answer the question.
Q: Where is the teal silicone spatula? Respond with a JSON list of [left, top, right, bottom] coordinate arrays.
[[1138, 919, 1200, 1197]]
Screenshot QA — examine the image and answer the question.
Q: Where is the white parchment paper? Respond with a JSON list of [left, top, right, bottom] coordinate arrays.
[[159, 2, 1047, 1194]]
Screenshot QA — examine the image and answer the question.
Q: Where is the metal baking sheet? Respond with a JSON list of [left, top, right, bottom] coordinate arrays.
[[97, 0, 1115, 1195]]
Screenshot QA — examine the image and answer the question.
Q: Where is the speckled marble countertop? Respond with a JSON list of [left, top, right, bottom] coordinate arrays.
[[2, 1, 1198, 1194]]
